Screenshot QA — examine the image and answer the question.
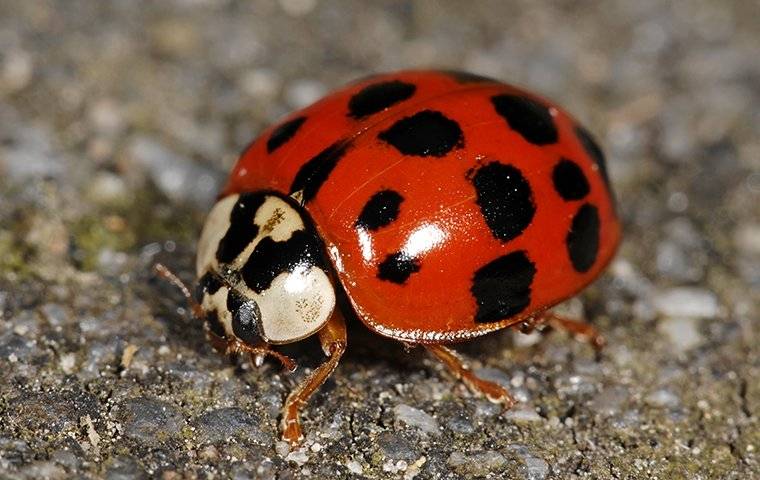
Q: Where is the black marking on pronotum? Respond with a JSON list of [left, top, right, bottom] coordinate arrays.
[[290, 140, 351, 203], [566, 203, 600, 273], [378, 109, 464, 157], [216, 193, 268, 264], [195, 271, 224, 303], [377, 252, 420, 284], [575, 125, 611, 192], [491, 94, 558, 145], [205, 309, 227, 339], [348, 80, 416, 119], [267, 116, 307, 153], [241, 229, 328, 294], [227, 289, 261, 345], [552, 158, 590, 201], [443, 70, 499, 84], [355, 190, 404, 231], [471, 250, 536, 323], [472, 161, 536, 242]]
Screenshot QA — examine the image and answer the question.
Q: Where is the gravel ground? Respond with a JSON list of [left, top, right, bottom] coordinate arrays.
[[1, 1, 758, 479]]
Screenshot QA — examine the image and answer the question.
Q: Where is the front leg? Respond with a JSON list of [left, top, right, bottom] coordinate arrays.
[[281, 310, 347, 446]]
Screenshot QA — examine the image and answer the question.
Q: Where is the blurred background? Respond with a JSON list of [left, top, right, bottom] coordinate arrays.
[[0, 1, 757, 479]]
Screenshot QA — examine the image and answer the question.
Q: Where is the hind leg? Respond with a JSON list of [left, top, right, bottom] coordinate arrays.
[[520, 311, 605, 350]]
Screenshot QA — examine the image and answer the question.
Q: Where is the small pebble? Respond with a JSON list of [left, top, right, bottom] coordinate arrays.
[[345, 459, 363, 475], [393, 404, 440, 436], [377, 432, 418, 462], [505, 405, 543, 423], [274, 441, 290, 458], [657, 317, 704, 352], [652, 287, 719, 319], [447, 450, 507, 477], [645, 389, 681, 409], [59, 353, 77, 375], [285, 449, 309, 466]]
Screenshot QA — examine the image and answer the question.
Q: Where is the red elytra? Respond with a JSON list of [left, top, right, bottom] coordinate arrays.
[[222, 70, 621, 343]]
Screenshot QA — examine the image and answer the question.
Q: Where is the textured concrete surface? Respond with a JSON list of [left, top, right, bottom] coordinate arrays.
[[0, 1, 758, 479]]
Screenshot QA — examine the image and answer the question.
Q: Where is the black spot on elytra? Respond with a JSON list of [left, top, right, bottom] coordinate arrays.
[[290, 141, 351, 203], [575, 125, 611, 191], [216, 193, 268, 264], [205, 309, 227, 339], [267, 116, 307, 153], [377, 252, 420, 284], [348, 80, 416, 119], [443, 70, 499, 84], [552, 158, 590, 201], [241, 229, 328, 293], [472, 162, 535, 242], [378, 110, 464, 157], [355, 190, 404, 231], [227, 290, 261, 345], [566, 203, 600, 273], [491, 94, 558, 145], [471, 250, 536, 323]]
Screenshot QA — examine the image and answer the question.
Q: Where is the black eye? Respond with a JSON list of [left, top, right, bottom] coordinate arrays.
[[227, 290, 261, 345]]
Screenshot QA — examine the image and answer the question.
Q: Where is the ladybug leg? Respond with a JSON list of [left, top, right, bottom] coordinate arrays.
[[424, 344, 516, 407], [226, 339, 297, 372], [524, 311, 606, 350], [281, 310, 347, 446]]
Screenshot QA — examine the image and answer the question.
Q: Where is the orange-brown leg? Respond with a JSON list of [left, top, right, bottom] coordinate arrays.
[[281, 311, 347, 446], [226, 337, 296, 372], [425, 344, 516, 407], [521, 311, 605, 350]]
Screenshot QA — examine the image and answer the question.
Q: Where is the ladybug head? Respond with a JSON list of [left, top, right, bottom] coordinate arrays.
[[194, 192, 336, 346]]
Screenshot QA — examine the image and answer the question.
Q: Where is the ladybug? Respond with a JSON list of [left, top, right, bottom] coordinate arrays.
[[188, 70, 620, 445]]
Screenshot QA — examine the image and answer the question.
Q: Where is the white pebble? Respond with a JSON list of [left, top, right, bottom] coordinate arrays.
[[345, 459, 363, 475], [393, 404, 440, 436], [59, 353, 77, 375], [285, 449, 309, 466], [657, 317, 704, 352], [652, 287, 719, 318], [645, 389, 681, 408], [504, 406, 543, 423]]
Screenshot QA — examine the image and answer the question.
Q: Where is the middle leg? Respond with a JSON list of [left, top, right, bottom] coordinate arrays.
[[425, 344, 516, 407]]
